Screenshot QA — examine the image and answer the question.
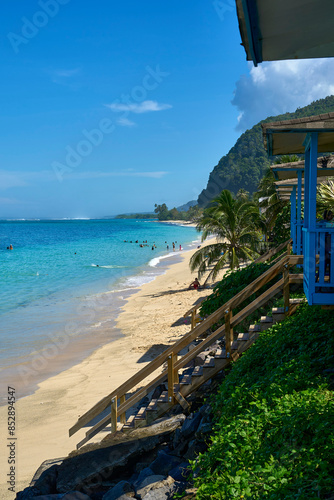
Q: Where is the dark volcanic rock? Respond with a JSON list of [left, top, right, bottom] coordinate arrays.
[[16, 487, 42, 499], [136, 476, 175, 499], [149, 451, 182, 476], [32, 464, 59, 495], [132, 467, 154, 490], [31, 493, 91, 500], [180, 412, 202, 439], [102, 480, 135, 499], [168, 462, 191, 482], [56, 415, 185, 493]]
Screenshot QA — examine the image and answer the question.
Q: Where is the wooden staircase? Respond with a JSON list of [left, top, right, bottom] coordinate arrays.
[[69, 246, 304, 450], [117, 299, 304, 433]]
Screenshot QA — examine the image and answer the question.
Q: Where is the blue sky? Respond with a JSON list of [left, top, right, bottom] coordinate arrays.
[[2, 0, 334, 218]]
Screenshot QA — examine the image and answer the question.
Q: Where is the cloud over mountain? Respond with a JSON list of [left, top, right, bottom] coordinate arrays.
[[232, 59, 334, 130]]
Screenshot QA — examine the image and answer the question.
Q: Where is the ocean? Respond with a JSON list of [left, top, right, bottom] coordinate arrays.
[[0, 219, 200, 403]]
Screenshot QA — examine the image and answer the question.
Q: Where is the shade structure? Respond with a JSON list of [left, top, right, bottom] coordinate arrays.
[[236, 0, 334, 66], [262, 113, 334, 156], [271, 159, 334, 181]]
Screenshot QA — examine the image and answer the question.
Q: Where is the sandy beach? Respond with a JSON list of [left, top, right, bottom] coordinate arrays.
[[0, 239, 221, 499]]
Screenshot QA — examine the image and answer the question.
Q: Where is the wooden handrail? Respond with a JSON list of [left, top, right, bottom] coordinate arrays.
[[253, 238, 292, 264], [77, 271, 298, 448], [69, 253, 297, 441]]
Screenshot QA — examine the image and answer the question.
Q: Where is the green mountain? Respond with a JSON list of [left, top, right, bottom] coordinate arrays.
[[198, 95, 334, 207]]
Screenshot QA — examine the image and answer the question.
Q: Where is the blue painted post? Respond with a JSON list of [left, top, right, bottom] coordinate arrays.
[[303, 133, 318, 303], [290, 187, 296, 253], [308, 133, 318, 231], [296, 170, 302, 254], [304, 149, 310, 229]]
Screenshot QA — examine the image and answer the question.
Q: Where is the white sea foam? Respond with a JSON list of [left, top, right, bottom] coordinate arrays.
[[148, 252, 176, 267], [90, 264, 127, 268]]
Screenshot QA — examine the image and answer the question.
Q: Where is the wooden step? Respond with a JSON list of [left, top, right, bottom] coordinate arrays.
[[146, 399, 158, 412], [157, 391, 168, 403], [260, 316, 273, 331], [237, 333, 249, 341], [192, 366, 203, 376], [215, 349, 227, 359], [123, 414, 135, 430], [290, 298, 304, 304], [203, 357, 215, 368], [180, 373, 192, 385], [249, 324, 261, 333], [134, 407, 146, 427], [231, 341, 239, 350], [272, 307, 285, 323]]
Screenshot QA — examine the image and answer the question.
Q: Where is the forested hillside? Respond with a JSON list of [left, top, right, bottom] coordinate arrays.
[[198, 95, 334, 207]]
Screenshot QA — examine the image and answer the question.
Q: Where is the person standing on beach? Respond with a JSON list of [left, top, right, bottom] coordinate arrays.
[[172, 242, 175, 251]]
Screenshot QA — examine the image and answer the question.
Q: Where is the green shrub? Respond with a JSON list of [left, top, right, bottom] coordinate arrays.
[[199, 262, 284, 332], [192, 305, 334, 499]]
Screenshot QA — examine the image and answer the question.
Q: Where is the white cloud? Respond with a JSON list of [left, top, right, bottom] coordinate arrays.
[[106, 100, 172, 114], [117, 117, 136, 127], [232, 58, 334, 130]]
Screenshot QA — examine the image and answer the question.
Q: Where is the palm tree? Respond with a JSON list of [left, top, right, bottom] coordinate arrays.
[[254, 167, 288, 240], [317, 178, 334, 215], [189, 190, 261, 284]]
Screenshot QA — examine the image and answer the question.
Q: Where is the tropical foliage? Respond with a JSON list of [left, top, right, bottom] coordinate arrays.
[[153, 203, 203, 221], [199, 262, 272, 318], [189, 190, 261, 283], [317, 178, 334, 215], [192, 304, 334, 499], [253, 167, 288, 241]]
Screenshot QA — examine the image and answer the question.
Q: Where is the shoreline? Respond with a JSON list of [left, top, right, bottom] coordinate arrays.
[[0, 238, 220, 499], [0, 228, 201, 407]]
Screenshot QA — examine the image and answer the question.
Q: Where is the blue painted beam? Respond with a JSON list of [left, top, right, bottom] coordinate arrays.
[[240, 0, 262, 66]]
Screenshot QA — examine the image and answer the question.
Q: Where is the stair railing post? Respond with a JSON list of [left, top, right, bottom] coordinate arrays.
[[283, 263, 290, 316], [225, 307, 233, 358], [173, 353, 179, 384], [111, 396, 117, 434], [191, 309, 196, 330], [119, 395, 126, 424], [168, 354, 175, 404]]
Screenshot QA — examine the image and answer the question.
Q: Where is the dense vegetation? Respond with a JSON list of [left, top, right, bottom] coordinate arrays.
[[189, 190, 262, 283], [198, 95, 334, 206], [199, 262, 272, 318], [153, 203, 203, 221], [192, 304, 334, 499], [114, 213, 156, 219]]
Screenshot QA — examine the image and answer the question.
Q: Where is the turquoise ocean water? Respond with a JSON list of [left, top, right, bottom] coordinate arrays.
[[0, 219, 200, 402]]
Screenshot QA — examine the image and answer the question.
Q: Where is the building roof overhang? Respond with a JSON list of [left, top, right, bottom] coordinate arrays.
[[271, 159, 334, 180], [262, 113, 334, 156], [236, 0, 334, 66]]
